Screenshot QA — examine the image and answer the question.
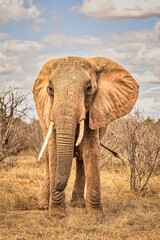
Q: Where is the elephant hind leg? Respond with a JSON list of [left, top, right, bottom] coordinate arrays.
[[70, 157, 85, 208], [38, 180, 50, 210], [38, 150, 50, 210]]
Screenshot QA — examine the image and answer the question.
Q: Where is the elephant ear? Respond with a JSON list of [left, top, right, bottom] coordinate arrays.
[[87, 57, 139, 130], [33, 59, 58, 129]]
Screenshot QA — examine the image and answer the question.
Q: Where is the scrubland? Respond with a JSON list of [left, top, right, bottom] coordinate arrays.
[[0, 152, 160, 240], [1, 89, 160, 239]]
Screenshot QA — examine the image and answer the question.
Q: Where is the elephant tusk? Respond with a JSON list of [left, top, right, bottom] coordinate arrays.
[[75, 119, 84, 147], [38, 121, 54, 162]]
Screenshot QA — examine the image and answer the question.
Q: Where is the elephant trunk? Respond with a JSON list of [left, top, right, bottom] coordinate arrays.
[[54, 116, 76, 191]]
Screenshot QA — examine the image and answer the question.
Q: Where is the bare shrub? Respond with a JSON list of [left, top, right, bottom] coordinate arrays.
[[27, 118, 43, 154], [120, 111, 160, 192], [101, 111, 160, 192], [100, 118, 125, 168], [0, 87, 43, 162], [0, 87, 31, 161]]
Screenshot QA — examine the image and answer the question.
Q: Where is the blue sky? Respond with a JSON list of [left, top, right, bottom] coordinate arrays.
[[0, 0, 160, 118]]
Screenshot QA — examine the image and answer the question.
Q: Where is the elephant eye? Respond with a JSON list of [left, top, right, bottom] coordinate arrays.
[[47, 85, 54, 96], [86, 85, 92, 91], [85, 82, 92, 94]]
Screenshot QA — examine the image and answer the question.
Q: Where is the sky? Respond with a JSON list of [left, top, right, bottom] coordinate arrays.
[[0, 0, 160, 119]]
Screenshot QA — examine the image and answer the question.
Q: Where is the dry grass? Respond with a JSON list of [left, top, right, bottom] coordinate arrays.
[[0, 153, 160, 240]]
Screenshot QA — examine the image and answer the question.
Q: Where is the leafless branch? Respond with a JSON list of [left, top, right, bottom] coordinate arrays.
[[140, 147, 160, 191]]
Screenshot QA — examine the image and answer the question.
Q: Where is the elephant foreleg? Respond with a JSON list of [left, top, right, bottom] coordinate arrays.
[[71, 157, 85, 207], [83, 126, 104, 218]]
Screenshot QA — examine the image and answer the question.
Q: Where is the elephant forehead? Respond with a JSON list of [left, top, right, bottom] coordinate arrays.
[[50, 62, 93, 85], [53, 56, 92, 67], [51, 57, 93, 74], [51, 69, 91, 85]]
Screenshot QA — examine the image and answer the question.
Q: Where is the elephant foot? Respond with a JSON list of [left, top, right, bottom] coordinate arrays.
[[38, 201, 49, 210], [86, 207, 105, 220], [48, 207, 66, 219], [70, 197, 86, 208]]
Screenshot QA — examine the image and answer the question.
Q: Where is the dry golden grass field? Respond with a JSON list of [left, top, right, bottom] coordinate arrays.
[[0, 152, 160, 240]]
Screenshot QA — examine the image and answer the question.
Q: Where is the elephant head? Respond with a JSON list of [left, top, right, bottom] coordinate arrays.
[[33, 56, 139, 191]]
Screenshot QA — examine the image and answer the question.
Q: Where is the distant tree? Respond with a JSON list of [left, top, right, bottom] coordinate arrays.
[[156, 118, 160, 125], [27, 118, 43, 154], [0, 87, 31, 161], [143, 117, 155, 124], [101, 110, 160, 192], [120, 112, 160, 192]]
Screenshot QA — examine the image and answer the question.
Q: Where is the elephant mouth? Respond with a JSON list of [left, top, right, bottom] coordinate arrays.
[[38, 119, 85, 162]]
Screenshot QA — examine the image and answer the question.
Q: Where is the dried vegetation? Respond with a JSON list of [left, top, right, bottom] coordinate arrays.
[[0, 153, 160, 240], [0, 87, 160, 239], [0, 87, 43, 162]]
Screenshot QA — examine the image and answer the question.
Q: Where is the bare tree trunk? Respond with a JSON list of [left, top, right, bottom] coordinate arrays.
[[140, 148, 160, 191]]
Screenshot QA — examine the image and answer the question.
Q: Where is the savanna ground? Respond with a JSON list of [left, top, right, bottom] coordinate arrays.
[[0, 152, 160, 240]]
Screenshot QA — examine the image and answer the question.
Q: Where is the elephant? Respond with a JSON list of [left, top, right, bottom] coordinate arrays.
[[33, 56, 139, 218]]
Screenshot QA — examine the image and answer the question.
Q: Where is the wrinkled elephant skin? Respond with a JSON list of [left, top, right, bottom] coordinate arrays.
[[33, 56, 139, 218]]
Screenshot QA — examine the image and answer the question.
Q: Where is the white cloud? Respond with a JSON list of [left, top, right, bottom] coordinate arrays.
[[0, 18, 159, 116], [137, 97, 160, 116], [0, 0, 42, 24], [0, 52, 22, 75], [133, 72, 160, 83], [33, 18, 47, 24], [41, 33, 101, 48], [0, 32, 11, 40], [72, 0, 160, 19], [32, 25, 45, 32], [0, 40, 45, 78], [40, 21, 160, 83], [137, 87, 160, 115], [141, 87, 160, 102], [50, 14, 59, 23], [0, 40, 44, 54]]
